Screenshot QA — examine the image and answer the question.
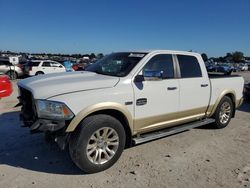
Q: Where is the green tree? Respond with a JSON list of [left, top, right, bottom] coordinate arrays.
[[201, 53, 208, 62], [232, 51, 244, 62], [224, 53, 233, 62], [97, 53, 104, 59], [90, 53, 96, 59]]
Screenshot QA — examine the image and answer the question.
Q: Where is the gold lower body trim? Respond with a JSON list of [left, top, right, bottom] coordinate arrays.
[[134, 107, 207, 134]]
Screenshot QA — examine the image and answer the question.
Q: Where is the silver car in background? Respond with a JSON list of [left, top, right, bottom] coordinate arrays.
[[0, 58, 24, 79]]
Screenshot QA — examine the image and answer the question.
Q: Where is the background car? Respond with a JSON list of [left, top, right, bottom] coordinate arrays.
[[206, 64, 216, 72], [0, 73, 13, 99], [244, 83, 250, 103], [61, 61, 74, 72], [232, 65, 241, 72], [216, 64, 233, 75], [207, 64, 233, 75], [247, 62, 250, 70], [72, 62, 85, 71], [0, 58, 24, 79], [24, 60, 66, 76], [239, 63, 249, 71]]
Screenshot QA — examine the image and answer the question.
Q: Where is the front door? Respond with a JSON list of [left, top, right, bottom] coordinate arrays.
[[41, 62, 52, 74], [132, 54, 180, 133]]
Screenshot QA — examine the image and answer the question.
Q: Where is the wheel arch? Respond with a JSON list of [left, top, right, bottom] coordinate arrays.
[[208, 90, 236, 118], [66, 102, 133, 147], [35, 71, 44, 75]]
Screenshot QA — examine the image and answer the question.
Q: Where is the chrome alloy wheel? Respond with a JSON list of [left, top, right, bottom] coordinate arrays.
[[219, 101, 231, 124], [86, 127, 119, 165]]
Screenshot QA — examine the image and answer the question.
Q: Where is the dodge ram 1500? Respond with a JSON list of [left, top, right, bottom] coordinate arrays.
[[18, 50, 244, 173]]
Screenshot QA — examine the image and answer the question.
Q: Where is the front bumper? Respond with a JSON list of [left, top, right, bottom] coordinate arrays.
[[18, 86, 71, 149], [29, 119, 66, 133]]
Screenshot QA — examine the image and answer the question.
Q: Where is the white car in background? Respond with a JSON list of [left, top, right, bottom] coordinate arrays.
[[241, 63, 248, 71], [25, 60, 66, 76]]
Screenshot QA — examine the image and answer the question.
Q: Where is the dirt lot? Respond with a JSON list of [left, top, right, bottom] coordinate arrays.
[[0, 72, 250, 188]]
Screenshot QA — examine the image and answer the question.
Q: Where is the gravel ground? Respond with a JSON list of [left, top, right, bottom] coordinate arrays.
[[0, 72, 250, 188]]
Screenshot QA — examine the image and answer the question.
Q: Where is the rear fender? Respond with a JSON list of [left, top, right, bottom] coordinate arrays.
[[207, 90, 236, 117]]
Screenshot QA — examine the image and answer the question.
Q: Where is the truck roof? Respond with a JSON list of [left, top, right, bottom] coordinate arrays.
[[118, 50, 201, 56]]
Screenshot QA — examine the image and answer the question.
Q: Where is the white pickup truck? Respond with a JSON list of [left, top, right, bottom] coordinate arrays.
[[18, 50, 244, 173]]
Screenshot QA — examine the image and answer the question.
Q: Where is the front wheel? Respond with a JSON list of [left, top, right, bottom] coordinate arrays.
[[213, 96, 233, 129], [69, 114, 126, 173]]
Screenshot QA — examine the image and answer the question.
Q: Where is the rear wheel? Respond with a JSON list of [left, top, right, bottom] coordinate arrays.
[[213, 96, 233, 129], [69, 114, 126, 173]]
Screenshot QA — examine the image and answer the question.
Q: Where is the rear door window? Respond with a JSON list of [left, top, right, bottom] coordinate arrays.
[[42, 62, 51, 67], [177, 55, 202, 78], [51, 62, 60, 67]]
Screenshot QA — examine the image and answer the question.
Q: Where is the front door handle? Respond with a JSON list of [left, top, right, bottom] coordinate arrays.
[[167, 87, 177, 90], [136, 98, 147, 106], [201, 84, 208, 87]]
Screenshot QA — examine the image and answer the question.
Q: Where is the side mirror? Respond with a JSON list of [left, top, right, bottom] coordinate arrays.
[[143, 70, 163, 81]]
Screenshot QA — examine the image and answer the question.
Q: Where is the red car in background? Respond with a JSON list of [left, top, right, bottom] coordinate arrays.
[[72, 63, 85, 71], [0, 74, 13, 98]]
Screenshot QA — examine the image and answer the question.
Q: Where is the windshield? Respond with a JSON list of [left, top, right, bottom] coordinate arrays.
[[86, 52, 147, 77]]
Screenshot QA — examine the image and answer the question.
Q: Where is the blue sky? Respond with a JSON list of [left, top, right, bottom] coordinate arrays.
[[0, 0, 249, 57]]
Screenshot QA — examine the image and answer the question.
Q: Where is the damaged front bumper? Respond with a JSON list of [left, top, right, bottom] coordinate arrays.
[[20, 114, 70, 150], [18, 86, 71, 149], [29, 119, 66, 133]]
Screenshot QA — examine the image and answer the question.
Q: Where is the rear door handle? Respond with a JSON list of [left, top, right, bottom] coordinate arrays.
[[167, 87, 177, 90], [201, 84, 208, 87]]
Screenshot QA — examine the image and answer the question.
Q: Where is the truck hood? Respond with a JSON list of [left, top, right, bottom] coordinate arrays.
[[17, 71, 120, 99]]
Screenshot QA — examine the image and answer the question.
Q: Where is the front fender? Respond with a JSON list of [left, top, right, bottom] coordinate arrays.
[[65, 102, 133, 133]]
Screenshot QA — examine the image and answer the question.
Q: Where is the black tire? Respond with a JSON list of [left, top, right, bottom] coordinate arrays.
[[225, 70, 232, 75], [245, 95, 250, 103], [35, 71, 44, 75], [213, 96, 234, 129], [6, 71, 18, 80], [69, 114, 126, 173]]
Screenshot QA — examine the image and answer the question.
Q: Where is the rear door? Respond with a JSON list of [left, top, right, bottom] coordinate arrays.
[[176, 54, 210, 118], [41, 61, 52, 74]]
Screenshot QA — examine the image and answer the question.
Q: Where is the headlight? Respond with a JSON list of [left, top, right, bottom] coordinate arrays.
[[36, 100, 74, 120]]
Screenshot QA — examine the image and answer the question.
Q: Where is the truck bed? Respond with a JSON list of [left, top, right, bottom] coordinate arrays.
[[209, 75, 244, 111]]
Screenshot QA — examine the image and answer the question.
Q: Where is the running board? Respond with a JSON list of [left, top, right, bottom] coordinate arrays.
[[133, 118, 215, 145]]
